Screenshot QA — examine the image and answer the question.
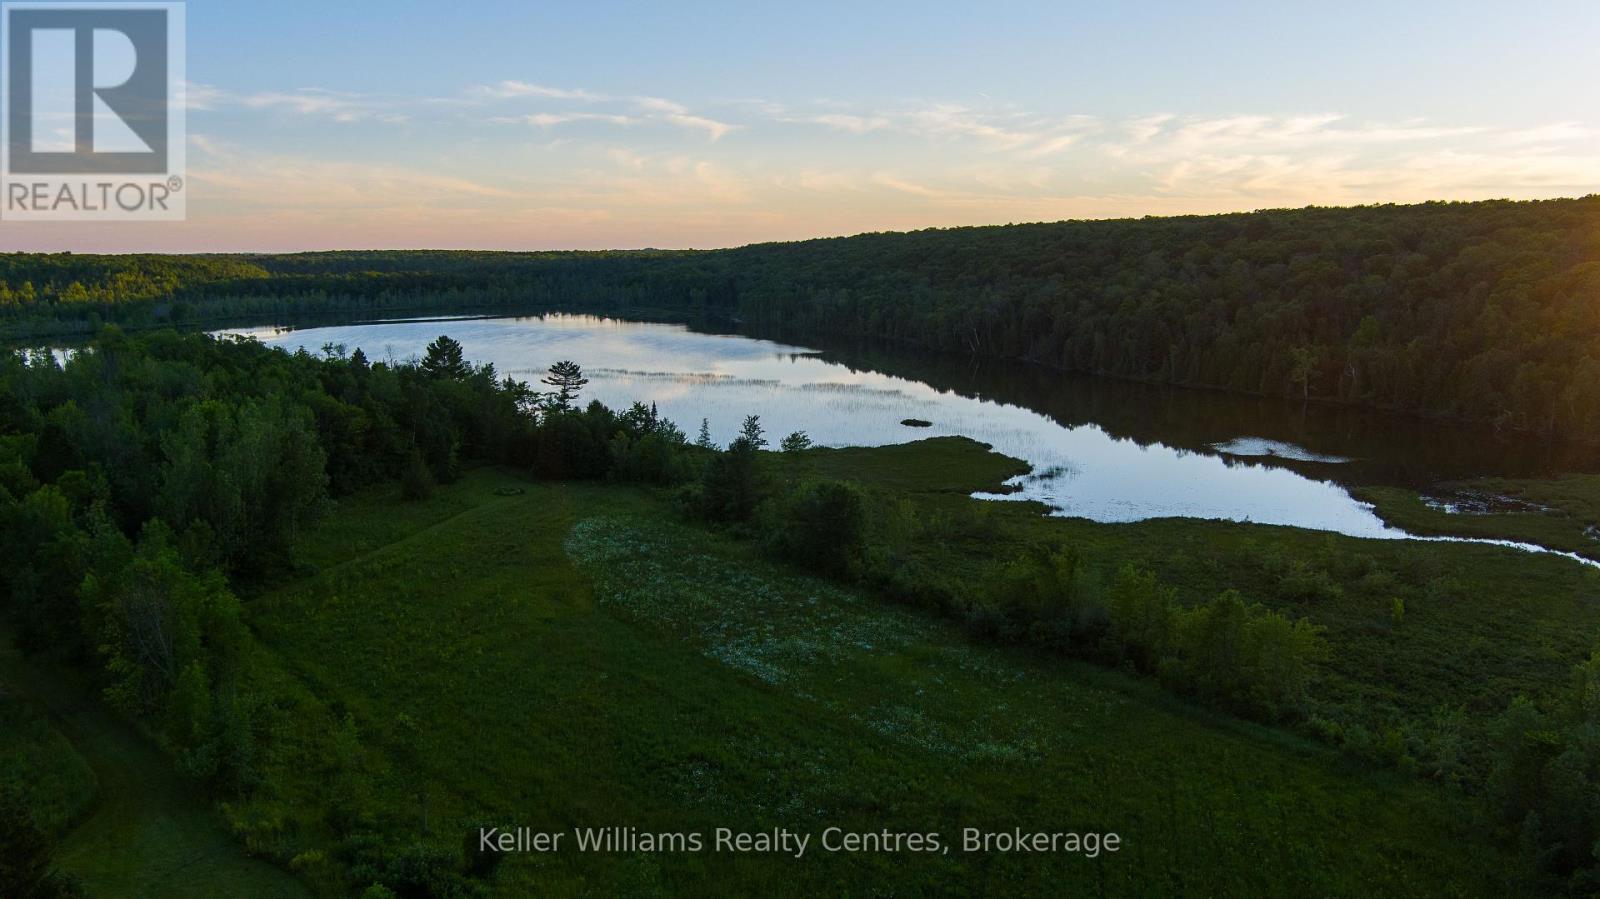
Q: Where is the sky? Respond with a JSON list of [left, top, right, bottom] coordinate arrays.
[[4, 0, 1600, 252]]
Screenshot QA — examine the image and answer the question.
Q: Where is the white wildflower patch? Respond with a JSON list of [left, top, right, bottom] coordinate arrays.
[[565, 516, 1053, 763]]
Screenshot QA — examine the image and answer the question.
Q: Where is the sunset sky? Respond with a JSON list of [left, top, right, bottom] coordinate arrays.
[[5, 0, 1599, 252]]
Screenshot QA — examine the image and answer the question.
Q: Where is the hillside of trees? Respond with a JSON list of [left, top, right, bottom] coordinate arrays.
[[4, 196, 1599, 444]]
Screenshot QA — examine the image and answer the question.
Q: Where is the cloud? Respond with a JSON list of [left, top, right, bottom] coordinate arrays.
[[656, 113, 736, 140], [634, 96, 689, 115], [1099, 113, 1493, 163], [785, 113, 890, 134], [180, 81, 226, 111], [1085, 112, 1600, 204], [1017, 134, 1080, 159], [771, 101, 1097, 157], [85, 77, 1600, 251], [494, 112, 639, 127], [473, 81, 607, 101], [871, 173, 942, 197], [185, 83, 410, 123], [1500, 122, 1597, 146], [191, 151, 525, 210], [901, 104, 1040, 149], [468, 83, 738, 140]]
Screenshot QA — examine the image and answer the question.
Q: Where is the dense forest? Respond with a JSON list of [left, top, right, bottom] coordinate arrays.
[[4, 196, 1600, 446]]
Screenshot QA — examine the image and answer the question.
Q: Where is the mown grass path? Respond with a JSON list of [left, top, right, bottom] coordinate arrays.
[[0, 636, 309, 898]]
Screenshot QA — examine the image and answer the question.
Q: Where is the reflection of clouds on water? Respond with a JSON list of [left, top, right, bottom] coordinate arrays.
[[224, 314, 1474, 544]]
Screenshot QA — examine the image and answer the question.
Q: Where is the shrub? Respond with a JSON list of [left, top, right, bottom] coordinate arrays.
[[766, 480, 867, 579], [1107, 564, 1177, 668], [1171, 589, 1326, 720], [694, 440, 763, 523]]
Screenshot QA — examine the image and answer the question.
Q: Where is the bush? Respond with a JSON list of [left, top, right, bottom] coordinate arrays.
[[345, 840, 486, 899], [766, 480, 867, 579], [1107, 565, 1177, 669], [1487, 653, 1600, 889], [979, 543, 1097, 649], [1276, 559, 1343, 603], [693, 440, 762, 523], [1172, 589, 1326, 720]]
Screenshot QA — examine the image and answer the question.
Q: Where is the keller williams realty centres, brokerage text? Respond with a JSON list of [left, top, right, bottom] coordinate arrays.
[[477, 826, 1124, 860]]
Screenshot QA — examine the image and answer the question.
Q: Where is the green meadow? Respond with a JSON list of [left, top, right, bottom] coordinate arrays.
[[10, 432, 1599, 895], [200, 441, 1576, 896]]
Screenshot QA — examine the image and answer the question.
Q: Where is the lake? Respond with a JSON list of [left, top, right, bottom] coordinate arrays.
[[225, 312, 1599, 562]]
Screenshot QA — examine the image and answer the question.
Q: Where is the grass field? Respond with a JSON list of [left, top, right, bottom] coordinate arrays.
[[224, 458, 1542, 896], [12, 437, 1597, 895]]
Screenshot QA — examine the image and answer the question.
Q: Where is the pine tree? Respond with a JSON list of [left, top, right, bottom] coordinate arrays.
[[420, 335, 469, 380], [737, 414, 766, 449], [541, 360, 588, 411]]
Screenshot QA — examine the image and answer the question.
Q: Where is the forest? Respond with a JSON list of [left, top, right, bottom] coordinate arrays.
[[3, 196, 1600, 447]]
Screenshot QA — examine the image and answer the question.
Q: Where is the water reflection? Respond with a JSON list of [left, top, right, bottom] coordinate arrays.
[[233, 313, 1447, 541], [794, 332, 1596, 489]]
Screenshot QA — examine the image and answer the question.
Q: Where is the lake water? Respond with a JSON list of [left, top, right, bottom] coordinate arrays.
[[225, 313, 1599, 563]]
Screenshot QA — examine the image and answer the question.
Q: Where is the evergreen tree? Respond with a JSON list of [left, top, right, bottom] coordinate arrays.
[[737, 414, 767, 450], [541, 360, 588, 412], [420, 335, 469, 380]]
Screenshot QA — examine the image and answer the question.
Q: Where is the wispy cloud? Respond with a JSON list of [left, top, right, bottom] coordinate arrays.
[[473, 81, 607, 101], [656, 112, 736, 140], [123, 81, 1600, 251], [470, 82, 738, 140], [783, 113, 891, 134], [493, 112, 639, 127], [1500, 122, 1597, 146], [871, 173, 942, 197], [184, 82, 411, 123], [770, 101, 1097, 156]]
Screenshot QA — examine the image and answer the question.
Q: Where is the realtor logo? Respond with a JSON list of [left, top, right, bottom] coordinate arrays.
[[2, 1, 185, 220]]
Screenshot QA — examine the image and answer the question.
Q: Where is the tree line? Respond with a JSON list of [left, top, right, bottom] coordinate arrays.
[[4, 197, 1600, 447]]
